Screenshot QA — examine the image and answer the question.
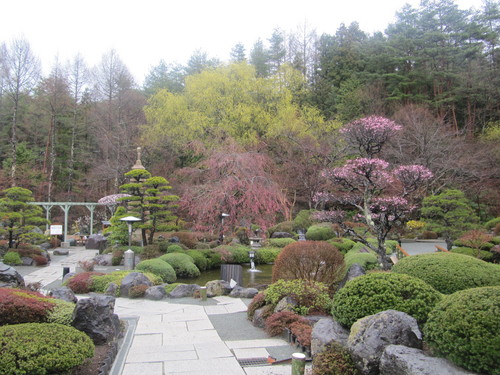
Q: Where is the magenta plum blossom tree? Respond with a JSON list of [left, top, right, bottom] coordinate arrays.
[[341, 116, 402, 158], [315, 116, 433, 270]]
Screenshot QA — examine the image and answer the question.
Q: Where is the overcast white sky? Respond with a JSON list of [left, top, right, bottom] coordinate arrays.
[[1, 0, 484, 85]]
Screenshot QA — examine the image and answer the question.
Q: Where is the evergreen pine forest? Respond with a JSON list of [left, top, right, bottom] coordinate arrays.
[[0, 0, 499, 231]]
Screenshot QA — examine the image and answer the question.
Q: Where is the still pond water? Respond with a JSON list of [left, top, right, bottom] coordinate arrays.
[[176, 263, 274, 288]]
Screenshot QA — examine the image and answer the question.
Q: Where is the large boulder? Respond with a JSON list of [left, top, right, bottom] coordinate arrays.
[[53, 248, 69, 256], [168, 284, 200, 298], [380, 345, 475, 375], [72, 295, 121, 345], [105, 282, 119, 296], [347, 310, 423, 375], [274, 296, 298, 313], [85, 234, 108, 251], [205, 280, 231, 297], [49, 286, 77, 303], [229, 285, 259, 298], [0, 262, 25, 288], [252, 305, 272, 328], [145, 285, 168, 300], [21, 256, 34, 266], [338, 263, 366, 289], [119, 272, 152, 297], [311, 317, 350, 356], [93, 254, 113, 266]]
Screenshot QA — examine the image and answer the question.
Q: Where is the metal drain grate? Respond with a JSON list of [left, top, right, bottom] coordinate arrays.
[[237, 357, 270, 367]]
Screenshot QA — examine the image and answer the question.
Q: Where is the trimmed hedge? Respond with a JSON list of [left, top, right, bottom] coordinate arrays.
[[331, 272, 442, 327], [3, 251, 22, 265], [136, 258, 177, 283], [306, 224, 336, 241], [185, 250, 208, 271], [484, 217, 500, 230], [451, 246, 494, 261], [328, 238, 356, 253], [424, 287, 500, 374], [160, 253, 200, 278], [45, 299, 75, 325], [344, 250, 379, 270], [255, 247, 281, 264], [0, 323, 94, 374], [268, 238, 296, 248], [0, 288, 56, 325], [392, 252, 500, 294]]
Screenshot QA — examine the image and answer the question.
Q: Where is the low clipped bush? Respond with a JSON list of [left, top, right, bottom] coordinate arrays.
[[160, 253, 200, 278], [139, 244, 162, 260], [255, 247, 281, 264], [3, 251, 22, 265], [0, 288, 56, 325], [484, 217, 500, 230], [0, 323, 94, 375], [393, 252, 500, 294], [186, 250, 208, 271], [331, 272, 442, 327], [202, 249, 224, 269], [312, 343, 360, 375], [129, 284, 149, 298], [306, 224, 336, 241], [344, 250, 379, 270], [265, 311, 309, 336], [451, 246, 494, 261], [111, 249, 124, 266], [169, 231, 198, 248], [328, 238, 356, 253], [289, 320, 313, 346], [45, 299, 75, 325], [65, 272, 105, 294], [268, 221, 295, 237], [32, 254, 48, 266], [268, 237, 296, 248], [272, 241, 345, 287], [265, 279, 332, 315], [424, 287, 500, 374], [136, 259, 177, 283], [167, 244, 185, 253]]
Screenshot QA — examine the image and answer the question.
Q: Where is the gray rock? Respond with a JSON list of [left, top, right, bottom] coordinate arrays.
[[169, 236, 180, 243], [21, 256, 34, 266], [49, 286, 77, 303], [168, 284, 200, 298], [39, 242, 51, 251], [205, 280, 232, 297], [53, 248, 69, 256], [348, 310, 423, 375], [338, 263, 366, 289], [0, 262, 25, 288], [94, 254, 113, 266], [380, 345, 475, 375], [229, 285, 259, 298], [311, 317, 350, 356], [105, 282, 119, 296], [145, 285, 167, 300], [271, 232, 294, 238], [85, 234, 108, 251], [252, 305, 272, 328], [119, 272, 152, 297], [274, 296, 298, 313], [63, 271, 76, 284], [72, 295, 121, 345]]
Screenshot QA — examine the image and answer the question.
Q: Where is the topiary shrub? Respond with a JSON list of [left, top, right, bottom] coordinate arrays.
[[167, 244, 185, 253], [344, 250, 379, 270], [32, 254, 48, 266], [0, 323, 94, 375], [186, 250, 208, 271], [328, 238, 356, 254], [331, 272, 442, 327], [139, 244, 162, 260], [45, 299, 75, 325], [292, 209, 316, 231], [393, 252, 500, 294], [66, 272, 105, 294], [255, 247, 281, 264], [312, 343, 360, 375], [3, 251, 22, 265], [424, 286, 500, 374], [202, 249, 223, 269], [272, 241, 345, 288], [268, 221, 295, 237], [265, 279, 332, 315], [265, 311, 309, 336], [0, 288, 56, 325], [160, 253, 200, 278], [306, 224, 336, 241], [268, 238, 296, 248], [451, 246, 494, 261], [136, 258, 177, 283]]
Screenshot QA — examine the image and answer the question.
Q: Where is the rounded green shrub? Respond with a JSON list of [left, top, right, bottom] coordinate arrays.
[[328, 238, 356, 253], [0, 323, 94, 374], [45, 299, 75, 325], [331, 272, 442, 327], [160, 253, 200, 278], [344, 251, 379, 270], [186, 250, 208, 271], [451, 246, 494, 261], [306, 224, 336, 241], [485, 217, 500, 230], [392, 252, 500, 294], [268, 237, 296, 248], [136, 258, 177, 283], [265, 279, 332, 315], [201, 249, 223, 269], [3, 251, 22, 265], [292, 209, 316, 231], [424, 287, 500, 374], [90, 270, 161, 294], [255, 247, 281, 264], [167, 244, 185, 253]]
